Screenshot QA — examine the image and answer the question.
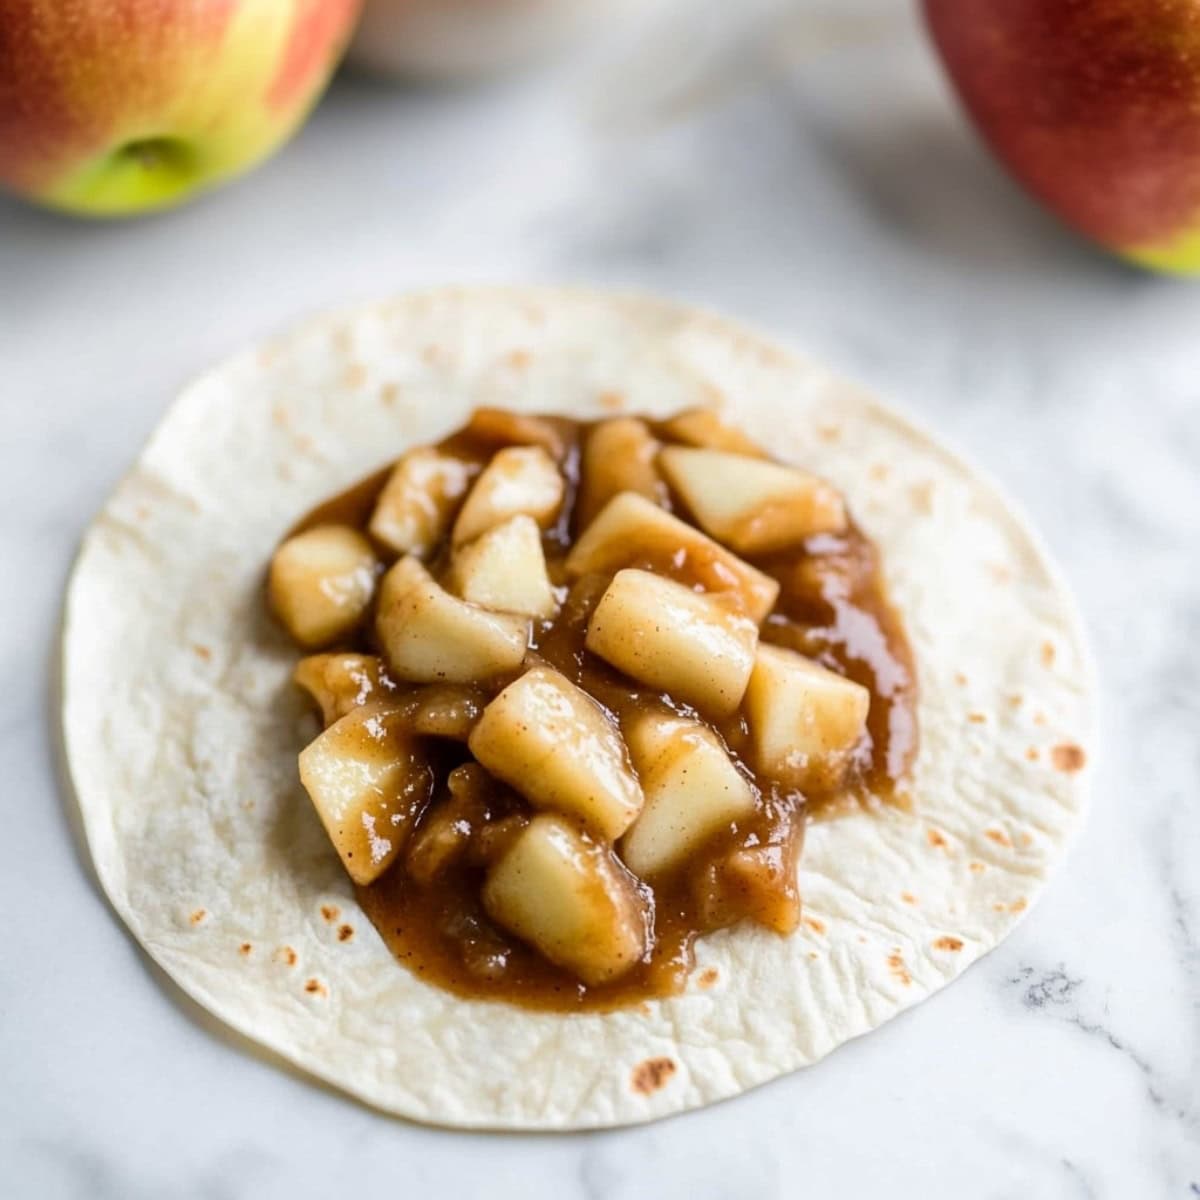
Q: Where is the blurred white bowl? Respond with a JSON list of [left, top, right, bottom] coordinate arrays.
[[347, 0, 622, 80]]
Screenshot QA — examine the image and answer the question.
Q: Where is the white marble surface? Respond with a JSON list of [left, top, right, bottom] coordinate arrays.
[[2, 2, 1198, 1195]]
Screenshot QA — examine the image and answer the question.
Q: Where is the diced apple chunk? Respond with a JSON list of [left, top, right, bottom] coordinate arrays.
[[576, 418, 667, 530], [376, 552, 431, 604], [461, 407, 567, 459], [409, 760, 529, 874], [692, 830, 803, 935], [659, 408, 767, 456], [268, 524, 380, 649], [405, 797, 475, 884], [298, 705, 434, 885], [722, 843, 803, 933], [375, 556, 528, 683], [367, 447, 478, 558], [659, 446, 847, 555], [451, 445, 564, 546], [744, 644, 870, 790], [293, 653, 399, 726], [788, 542, 874, 608], [394, 684, 486, 741], [447, 514, 558, 618], [586, 569, 758, 715], [468, 666, 644, 839], [565, 492, 780, 622], [471, 813, 530, 866], [620, 712, 756, 878], [405, 768, 491, 884], [483, 815, 648, 985]]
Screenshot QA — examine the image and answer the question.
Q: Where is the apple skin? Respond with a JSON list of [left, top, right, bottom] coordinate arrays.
[[0, 0, 361, 217], [924, 0, 1200, 274]]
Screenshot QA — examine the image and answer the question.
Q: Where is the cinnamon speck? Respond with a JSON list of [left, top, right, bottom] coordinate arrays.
[[816, 424, 841, 443], [808, 951, 819, 960], [1041, 641, 1056, 667], [857, 935, 867, 944], [320, 905, 339, 923], [968, 711, 987, 724], [985, 828, 1012, 848], [304, 978, 327, 997], [1051, 743, 1087, 773], [1026, 747, 1041, 761], [379, 382, 400, 406], [337, 924, 354, 942], [803, 916, 826, 935], [697, 967, 719, 989], [933, 936, 964, 953], [598, 390, 625, 412], [1011, 897, 1028, 914], [968, 860, 986, 874], [901, 891, 918, 905], [239, 943, 252, 957], [422, 344, 450, 366], [192, 644, 212, 661], [631, 1057, 676, 1095], [927, 828, 948, 850], [1017, 832, 1034, 848], [909, 481, 934, 513], [189, 909, 207, 926], [887, 951, 912, 986], [506, 349, 531, 369], [954, 672, 968, 686], [993, 903, 1007, 913], [1034, 711, 1048, 726], [277, 946, 298, 967], [1008, 693, 1023, 708]]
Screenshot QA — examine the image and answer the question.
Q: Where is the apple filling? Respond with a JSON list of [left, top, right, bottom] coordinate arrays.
[[269, 406, 917, 1010]]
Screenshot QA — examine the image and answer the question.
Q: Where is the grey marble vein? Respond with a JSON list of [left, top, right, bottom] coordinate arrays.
[[1009, 964, 1196, 1131]]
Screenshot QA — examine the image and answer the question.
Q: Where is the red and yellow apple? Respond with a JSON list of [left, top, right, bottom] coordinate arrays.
[[0, 0, 361, 217], [924, 0, 1200, 273]]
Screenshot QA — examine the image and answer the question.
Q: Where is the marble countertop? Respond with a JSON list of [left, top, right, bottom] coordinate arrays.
[[2, 2, 1197, 1195]]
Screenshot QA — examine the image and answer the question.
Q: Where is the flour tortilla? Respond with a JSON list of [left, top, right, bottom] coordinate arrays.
[[62, 288, 1095, 1129]]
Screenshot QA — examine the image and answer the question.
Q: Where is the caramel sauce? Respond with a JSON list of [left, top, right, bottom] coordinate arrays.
[[289, 410, 918, 1011]]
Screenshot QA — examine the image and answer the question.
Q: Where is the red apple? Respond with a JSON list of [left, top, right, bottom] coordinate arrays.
[[924, 0, 1200, 273], [0, 0, 361, 217]]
